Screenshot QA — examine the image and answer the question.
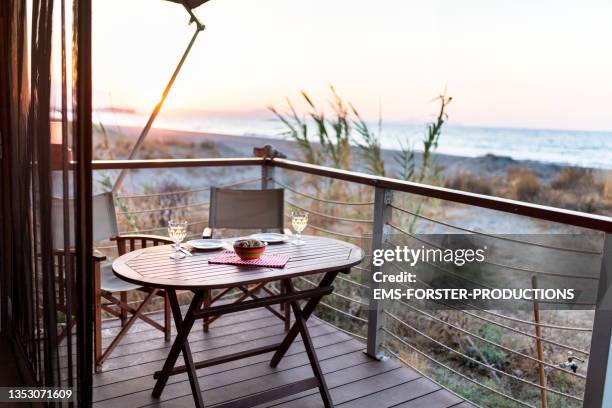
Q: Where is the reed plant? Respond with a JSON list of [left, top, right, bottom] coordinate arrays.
[[269, 85, 451, 182], [395, 92, 452, 183]]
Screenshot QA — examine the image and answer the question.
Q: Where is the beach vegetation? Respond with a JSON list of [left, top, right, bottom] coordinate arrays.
[[351, 103, 385, 176], [508, 168, 541, 202], [395, 92, 452, 184], [269, 84, 450, 183], [268, 85, 352, 169], [445, 171, 494, 195]]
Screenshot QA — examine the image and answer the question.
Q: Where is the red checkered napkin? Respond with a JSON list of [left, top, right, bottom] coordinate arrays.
[[208, 250, 289, 268]]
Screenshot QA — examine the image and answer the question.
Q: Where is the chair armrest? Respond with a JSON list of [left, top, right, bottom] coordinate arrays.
[[53, 248, 72, 257], [53, 248, 106, 262], [202, 227, 213, 239], [93, 250, 107, 262], [110, 234, 173, 244], [110, 234, 174, 255]]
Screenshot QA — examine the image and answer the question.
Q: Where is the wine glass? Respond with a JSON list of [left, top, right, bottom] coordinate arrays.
[[168, 220, 188, 259], [291, 211, 308, 246]]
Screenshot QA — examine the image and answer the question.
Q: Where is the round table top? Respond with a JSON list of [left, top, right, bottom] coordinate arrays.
[[112, 235, 363, 290]]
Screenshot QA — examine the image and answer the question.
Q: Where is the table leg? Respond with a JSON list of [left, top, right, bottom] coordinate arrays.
[[283, 278, 334, 408], [152, 290, 204, 408], [270, 271, 339, 368]]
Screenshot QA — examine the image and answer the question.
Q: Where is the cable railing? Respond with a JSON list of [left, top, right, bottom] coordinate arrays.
[[382, 332, 536, 408], [289, 216, 365, 240], [470, 309, 592, 332], [116, 186, 210, 199], [336, 274, 371, 290], [389, 203, 603, 255], [286, 200, 373, 224], [386, 311, 583, 402], [118, 219, 208, 235], [91, 155, 612, 408], [386, 259, 592, 356], [117, 200, 209, 215], [393, 298, 587, 380], [387, 221, 601, 283], [272, 178, 375, 206], [297, 275, 369, 307]]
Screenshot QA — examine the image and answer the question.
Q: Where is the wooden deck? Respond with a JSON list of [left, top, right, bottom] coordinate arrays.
[[92, 307, 473, 408]]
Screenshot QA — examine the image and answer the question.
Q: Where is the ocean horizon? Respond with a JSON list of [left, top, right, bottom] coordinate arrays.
[[93, 110, 612, 170]]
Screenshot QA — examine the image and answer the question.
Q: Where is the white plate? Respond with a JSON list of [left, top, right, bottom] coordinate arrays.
[[250, 233, 289, 244], [186, 239, 224, 250]]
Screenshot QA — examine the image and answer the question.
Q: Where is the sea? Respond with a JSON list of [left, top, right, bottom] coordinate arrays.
[[94, 111, 612, 170]]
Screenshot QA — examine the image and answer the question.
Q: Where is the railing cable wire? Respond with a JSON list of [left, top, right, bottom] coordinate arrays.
[[389, 203, 603, 255], [286, 200, 373, 224], [385, 312, 583, 402], [297, 276, 369, 306], [394, 299, 586, 379], [382, 335, 535, 408], [386, 260, 590, 355], [117, 200, 209, 215], [387, 222, 599, 282], [272, 178, 374, 206], [116, 177, 262, 200]]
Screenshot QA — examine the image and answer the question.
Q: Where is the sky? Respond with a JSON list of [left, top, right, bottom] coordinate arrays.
[[90, 0, 612, 132]]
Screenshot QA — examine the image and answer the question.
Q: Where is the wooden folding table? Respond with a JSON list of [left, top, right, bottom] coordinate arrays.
[[112, 235, 363, 408]]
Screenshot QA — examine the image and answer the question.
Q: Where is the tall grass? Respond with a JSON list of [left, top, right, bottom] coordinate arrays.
[[269, 85, 451, 182], [395, 92, 452, 183], [269, 85, 352, 169]]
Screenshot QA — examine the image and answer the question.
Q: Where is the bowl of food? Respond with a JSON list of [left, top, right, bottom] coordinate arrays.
[[233, 238, 267, 260]]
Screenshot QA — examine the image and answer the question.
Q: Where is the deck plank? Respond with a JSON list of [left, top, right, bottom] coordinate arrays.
[[390, 387, 464, 408], [94, 330, 351, 403], [336, 377, 439, 408], [92, 311, 473, 408], [272, 366, 421, 408]]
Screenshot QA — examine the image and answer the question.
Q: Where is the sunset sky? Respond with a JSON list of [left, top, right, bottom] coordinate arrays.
[[91, 0, 612, 131]]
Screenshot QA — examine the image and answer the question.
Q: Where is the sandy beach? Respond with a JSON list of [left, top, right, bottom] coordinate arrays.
[[93, 125, 611, 235], [96, 125, 597, 182]]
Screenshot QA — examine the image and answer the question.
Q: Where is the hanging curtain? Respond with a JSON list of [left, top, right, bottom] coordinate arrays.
[[0, 0, 93, 404]]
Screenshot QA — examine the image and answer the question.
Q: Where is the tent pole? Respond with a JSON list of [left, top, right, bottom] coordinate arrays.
[[112, 8, 204, 193]]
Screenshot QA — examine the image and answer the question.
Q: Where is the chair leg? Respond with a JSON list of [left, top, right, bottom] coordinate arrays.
[[94, 289, 103, 373], [202, 288, 211, 332], [164, 292, 171, 341], [98, 290, 158, 366], [282, 284, 290, 332], [120, 292, 128, 326]]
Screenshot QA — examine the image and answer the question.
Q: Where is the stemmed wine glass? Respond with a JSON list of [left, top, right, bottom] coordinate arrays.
[[291, 211, 308, 246], [168, 220, 188, 259]]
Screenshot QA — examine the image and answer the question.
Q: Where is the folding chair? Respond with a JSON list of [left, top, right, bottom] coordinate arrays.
[[52, 193, 173, 372], [201, 187, 291, 331]]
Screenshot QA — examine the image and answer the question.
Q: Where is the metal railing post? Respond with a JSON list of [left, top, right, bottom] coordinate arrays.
[[584, 233, 612, 407], [365, 186, 392, 360]]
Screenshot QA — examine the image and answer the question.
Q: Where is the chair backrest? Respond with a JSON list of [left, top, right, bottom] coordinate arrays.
[[209, 187, 284, 231], [52, 192, 119, 247]]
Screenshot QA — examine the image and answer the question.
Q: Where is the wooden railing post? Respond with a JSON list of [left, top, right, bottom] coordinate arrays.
[[584, 233, 612, 407], [255, 145, 285, 190], [262, 160, 273, 190], [365, 186, 392, 360]]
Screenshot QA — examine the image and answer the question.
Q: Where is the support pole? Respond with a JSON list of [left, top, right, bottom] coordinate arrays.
[[365, 187, 392, 360], [584, 233, 612, 407], [532, 276, 547, 408], [112, 12, 205, 193]]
